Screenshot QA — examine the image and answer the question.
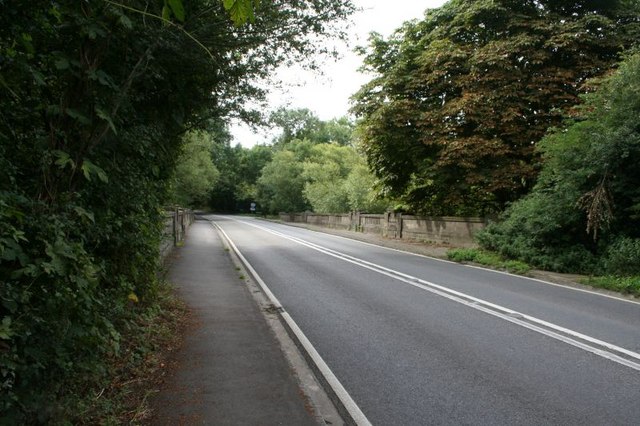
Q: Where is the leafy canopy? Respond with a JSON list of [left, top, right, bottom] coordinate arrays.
[[478, 52, 640, 274], [269, 108, 355, 147], [255, 137, 390, 215], [173, 131, 220, 207], [352, 0, 640, 216]]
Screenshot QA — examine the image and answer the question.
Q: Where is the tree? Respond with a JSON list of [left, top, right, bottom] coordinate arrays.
[[302, 144, 356, 213], [257, 145, 311, 213], [208, 122, 244, 212], [208, 133, 273, 212], [310, 116, 355, 146], [270, 108, 322, 145], [477, 52, 640, 274], [352, 0, 640, 216], [270, 108, 355, 146], [173, 131, 220, 207], [256, 139, 388, 214], [0, 0, 355, 420], [344, 161, 391, 213], [300, 142, 391, 213], [235, 144, 274, 211]]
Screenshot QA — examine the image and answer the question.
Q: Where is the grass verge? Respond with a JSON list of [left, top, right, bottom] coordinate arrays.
[[580, 276, 640, 297], [447, 247, 531, 275], [448, 249, 640, 298], [70, 281, 188, 424]]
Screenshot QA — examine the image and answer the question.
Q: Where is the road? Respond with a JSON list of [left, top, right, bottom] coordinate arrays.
[[209, 215, 640, 425]]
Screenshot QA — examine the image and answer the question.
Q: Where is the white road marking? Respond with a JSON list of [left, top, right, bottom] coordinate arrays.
[[213, 222, 373, 426], [227, 217, 640, 372], [264, 219, 640, 306]]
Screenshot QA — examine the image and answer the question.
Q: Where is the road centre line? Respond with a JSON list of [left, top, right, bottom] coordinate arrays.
[[270, 220, 640, 306], [212, 222, 373, 426], [233, 218, 640, 372]]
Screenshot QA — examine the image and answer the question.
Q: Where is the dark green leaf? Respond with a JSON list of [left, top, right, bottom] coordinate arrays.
[[54, 58, 69, 70], [65, 108, 91, 125], [95, 107, 117, 135], [168, 0, 185, 22]]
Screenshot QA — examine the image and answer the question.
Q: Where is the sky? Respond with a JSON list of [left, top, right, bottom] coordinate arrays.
[[230, 0, 448, 147]]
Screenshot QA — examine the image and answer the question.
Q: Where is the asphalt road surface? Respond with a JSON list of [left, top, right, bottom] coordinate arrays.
[[209, 215, 640, 425]]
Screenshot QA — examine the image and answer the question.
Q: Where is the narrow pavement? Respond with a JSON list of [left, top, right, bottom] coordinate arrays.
[[149, 219, 319, 425]]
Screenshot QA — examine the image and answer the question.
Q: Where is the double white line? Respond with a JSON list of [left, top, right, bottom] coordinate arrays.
[[233, 219, 640, 373]]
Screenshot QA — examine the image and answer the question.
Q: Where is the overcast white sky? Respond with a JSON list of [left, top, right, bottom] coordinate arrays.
[[231, 0, 447, 147]]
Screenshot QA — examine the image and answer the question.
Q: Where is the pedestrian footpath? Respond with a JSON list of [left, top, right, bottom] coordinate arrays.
[[149, 219, 318, 425]]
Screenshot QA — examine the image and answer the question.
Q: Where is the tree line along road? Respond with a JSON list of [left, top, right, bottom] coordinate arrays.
[[208, 215, 640, 426]]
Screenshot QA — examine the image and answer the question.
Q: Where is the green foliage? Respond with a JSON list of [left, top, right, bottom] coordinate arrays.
[[0, 0, 355, 421], [53, 280, 185, 424], [257, 144, 310, 213], [210, 144, 273, 212], [344, 162, 392, 213], [302, 144, 356, 213], [270, 108, 355, 146], [580, 275, 640, 297], [173, 131, 220, 207], [352, 0, 640, 216], [208, 121, 275, 212], [223, 0, 261, 26], [502, 260, 532, 276], [478, 52, 640, 274], [476, 193, 597, 272], [249, 108, 389, 214], [270, 108, 322, 145], [255, 138, 389, 215], [302, 143, 391, 213], [0, 195, 117, 423], [446, 247, 479, 262], [446, 247, 531, 275], [600, 237, 640, 276], [213, 108, 384, 215]]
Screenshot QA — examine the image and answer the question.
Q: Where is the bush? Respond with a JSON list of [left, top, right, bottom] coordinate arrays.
[[476, 192, 597, 273], [600, 237, 640, 276], [0, 196, 115, 423], [477, 53, 640, 275], [446, 248, 478, 262], [446, 247, 531, 275]]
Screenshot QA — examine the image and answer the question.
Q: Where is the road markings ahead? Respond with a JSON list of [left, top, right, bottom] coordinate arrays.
[[213, 222, 373, 426], [230, 218, 640, 372], [272, 220, 640, 306]]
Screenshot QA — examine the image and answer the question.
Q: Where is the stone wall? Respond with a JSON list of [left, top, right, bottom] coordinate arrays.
[[279, 211, 486, 247]]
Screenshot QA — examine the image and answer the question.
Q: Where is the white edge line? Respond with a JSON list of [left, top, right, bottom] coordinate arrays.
[[281, 311, 373, 426], [211, 221, 373, 426], [257, 218, 640, 306], [236, 219, 640, 370], [213, 222, 282, 310]]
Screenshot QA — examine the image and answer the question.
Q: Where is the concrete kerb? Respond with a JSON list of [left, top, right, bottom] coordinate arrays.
[[206, 218, 363, 426]]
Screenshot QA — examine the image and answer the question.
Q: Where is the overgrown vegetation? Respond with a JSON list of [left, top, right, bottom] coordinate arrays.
[[352, 0, 640, 216], [0, 0, 354, 421], [69, 281, 187, 424], [478, 52, 640, 276], [580, 276, 640, 297], [447, 248, 530, 275]]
